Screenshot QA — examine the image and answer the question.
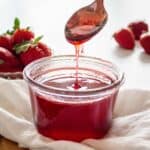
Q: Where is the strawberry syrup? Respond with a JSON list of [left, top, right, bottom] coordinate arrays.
[[73, 44, 81, 89], [30, 75, 117, 141]]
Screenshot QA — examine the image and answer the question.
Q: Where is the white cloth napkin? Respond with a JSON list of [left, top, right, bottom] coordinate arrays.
[[0, 78, 150, 150]]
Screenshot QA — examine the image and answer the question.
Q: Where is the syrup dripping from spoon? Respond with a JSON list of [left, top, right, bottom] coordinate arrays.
[[65, 0, 108, 89]]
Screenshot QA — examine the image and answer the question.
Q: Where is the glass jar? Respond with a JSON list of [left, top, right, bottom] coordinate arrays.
[[23, 55, 124, 141]]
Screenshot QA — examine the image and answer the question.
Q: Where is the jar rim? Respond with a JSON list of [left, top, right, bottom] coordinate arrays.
[[23, 55, 125, 96]]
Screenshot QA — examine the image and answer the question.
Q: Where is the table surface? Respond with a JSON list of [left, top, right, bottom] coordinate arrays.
[[0, 136, 27, 150], [0, 0, 150, 148]]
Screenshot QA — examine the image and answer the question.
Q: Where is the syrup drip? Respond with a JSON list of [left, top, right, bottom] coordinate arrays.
[[73, 45, 81, 89]]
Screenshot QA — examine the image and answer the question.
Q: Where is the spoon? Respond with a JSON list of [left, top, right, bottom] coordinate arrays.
[[65, 0, 108, 45]]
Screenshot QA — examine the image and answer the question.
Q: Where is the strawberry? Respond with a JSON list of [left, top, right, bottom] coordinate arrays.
[[140, 33, 150, 54], [37, 42, 52, 56], [0, 47, 21, 67], [7, 18, 34, 45], [128, 21, 148, 40], [20, 43, 52, 65], [0, 35, 12, 50], [14, 36, 52, 65], [113, 28, 135, 49], [12, 29, 34, 45]]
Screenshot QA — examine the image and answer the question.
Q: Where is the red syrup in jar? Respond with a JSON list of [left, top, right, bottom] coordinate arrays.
[[30, 73, 118, 141]]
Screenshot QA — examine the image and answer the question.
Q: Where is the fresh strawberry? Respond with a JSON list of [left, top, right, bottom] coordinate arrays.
[[113, 28, 135, 49], [20, 43, 51, 65], [8, 18, 34, 45], [12, 29, 34, 45], [140, 33, 150, 54], [37, 42, 52, 56], [14, 36, 52, 65], [128, 21, 148, 40], [0, 47, 21, 67], [0, 35, 12, 50]]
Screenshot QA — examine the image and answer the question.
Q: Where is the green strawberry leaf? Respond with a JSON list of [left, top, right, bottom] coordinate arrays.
[[5, 30, 13, 35], [32, 36, 43, 45], [4, 17, 20, 35], [0, 59, 4, 64], [13, 17, 20, 30], [14, 36, 43, 54], [14, 41, 31, 54]]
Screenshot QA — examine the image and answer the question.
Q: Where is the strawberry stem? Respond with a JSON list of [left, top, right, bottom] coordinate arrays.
[[14, 36, 43, 54], [4, 17, 21, 35], [14, 41, 31, 54], [33, 36, 43, 44], [5, 30, 13, 35], [13, 17, 20, 30]]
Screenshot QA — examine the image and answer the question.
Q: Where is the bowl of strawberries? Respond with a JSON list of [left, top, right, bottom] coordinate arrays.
[[0, 18, 52, 79]]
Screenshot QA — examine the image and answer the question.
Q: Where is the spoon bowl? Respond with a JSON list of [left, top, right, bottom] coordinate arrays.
[[65, 0, 108, 45]]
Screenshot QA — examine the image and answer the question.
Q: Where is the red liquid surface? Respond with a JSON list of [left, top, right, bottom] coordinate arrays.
[[30, 76, 118, 141]]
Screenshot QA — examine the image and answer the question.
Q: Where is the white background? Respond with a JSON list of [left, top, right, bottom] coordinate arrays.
[[0, 0, 150, 89]]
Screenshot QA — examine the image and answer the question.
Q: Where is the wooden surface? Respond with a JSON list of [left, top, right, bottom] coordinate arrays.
[[0, 136, 28, 150]]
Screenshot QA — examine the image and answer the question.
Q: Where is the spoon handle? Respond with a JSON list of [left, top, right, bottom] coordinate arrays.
[[96, 0, 104, 12]]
